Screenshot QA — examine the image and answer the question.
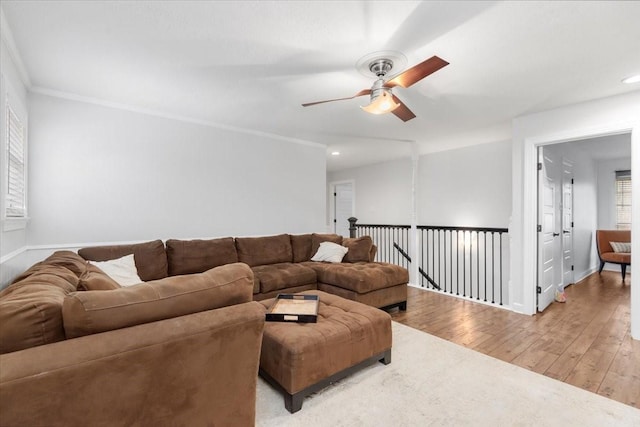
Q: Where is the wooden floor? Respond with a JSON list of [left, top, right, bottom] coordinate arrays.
[[390, 270, 639, 408]]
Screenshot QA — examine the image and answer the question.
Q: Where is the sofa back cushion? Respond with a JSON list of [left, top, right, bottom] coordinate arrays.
[[62, 263, 254, 339], [78, 263, 122, 291], [235, 234, 293, 267], [342, 236, 374, 263], [78, 240, 168, 281], [0, 266, 80, 354], [311, 233, 343, 257], [291, 234, 313, 263], [10, 251, 88, 285], [166, 238, 238, 276]]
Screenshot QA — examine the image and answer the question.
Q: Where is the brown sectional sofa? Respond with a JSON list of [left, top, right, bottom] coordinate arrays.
[[0, 251, 265, 426], [152, 233, 407, 309], [0, 232, 408, 425], [75, 233, 408, 309]]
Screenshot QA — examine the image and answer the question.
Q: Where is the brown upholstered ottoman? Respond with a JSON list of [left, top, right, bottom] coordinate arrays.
[[258, 290, 392, 413]]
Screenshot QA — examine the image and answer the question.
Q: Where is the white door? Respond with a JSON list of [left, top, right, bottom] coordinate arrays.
[[333, 182, 353, 237], [562, 159, 574, 287], [537, 148, 562, 312]]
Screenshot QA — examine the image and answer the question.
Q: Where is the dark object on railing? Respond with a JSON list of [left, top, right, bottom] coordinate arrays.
[[348, 217, 358, 238], [350, 219, 508, 307], [393, 242, 411, 262], [418, 267, 440, 290], [393, 242, 441, 290]]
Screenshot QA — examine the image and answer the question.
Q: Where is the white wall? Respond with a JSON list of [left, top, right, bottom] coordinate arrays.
[[511, 90, 640, 340], [0, 35, 28, 284], [597, 157, 632, 229], [328, 140, 512, 229], [328, 140, 512, 295], [328, 157, 413, 226], [418, 140, 511, 228], [26, 92, 327, 247]]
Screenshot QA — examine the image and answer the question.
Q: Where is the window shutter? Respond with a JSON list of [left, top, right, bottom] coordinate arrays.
[[615, 170, 631, 230], [5, 103, 26, 218]]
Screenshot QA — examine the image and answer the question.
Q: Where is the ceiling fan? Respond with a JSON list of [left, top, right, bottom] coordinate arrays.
[[302, 55, 449, 122]]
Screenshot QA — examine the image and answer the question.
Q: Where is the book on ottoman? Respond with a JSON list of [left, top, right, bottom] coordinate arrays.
[[266, 294, 319, 323]]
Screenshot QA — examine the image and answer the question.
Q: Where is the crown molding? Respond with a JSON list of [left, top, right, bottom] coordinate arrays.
[[0, 7, 32, 88], [30, 86, 325, 149]]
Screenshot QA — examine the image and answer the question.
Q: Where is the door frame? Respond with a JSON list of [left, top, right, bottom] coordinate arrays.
[[522, 123, 638, 338], [328, 179, 355, 234], [561, 158, 574, 287], [537, 147, 562, 312]]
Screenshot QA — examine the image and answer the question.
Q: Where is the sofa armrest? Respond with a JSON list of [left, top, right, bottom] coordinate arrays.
[[0, 301, 265, 427]]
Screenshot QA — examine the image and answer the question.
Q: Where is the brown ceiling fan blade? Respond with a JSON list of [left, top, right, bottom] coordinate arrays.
[[391, 94, 416, 122], [302, 89, 371, 107], [384, 56, 449, 89]]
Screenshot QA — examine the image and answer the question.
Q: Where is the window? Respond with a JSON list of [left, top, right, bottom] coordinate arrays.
[[615, 170, 631, 230], [5, 102, 26, 218]]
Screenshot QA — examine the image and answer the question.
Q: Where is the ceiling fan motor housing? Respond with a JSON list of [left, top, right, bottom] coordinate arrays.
[[369, 59, 394, 77], [368, 59, 394, 101], [369, 79, 390, 101]]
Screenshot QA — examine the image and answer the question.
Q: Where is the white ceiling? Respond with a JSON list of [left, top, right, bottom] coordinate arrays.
[[562, 133, 631, 161], [2, 1, 639, 171]]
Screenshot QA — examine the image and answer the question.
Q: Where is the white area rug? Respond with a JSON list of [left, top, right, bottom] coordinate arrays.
[[256, 321, 640, 426]]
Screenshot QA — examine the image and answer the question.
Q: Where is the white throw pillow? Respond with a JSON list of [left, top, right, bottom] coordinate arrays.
[[311, 241, 349, 263], [89, 254, 143, 287], [610, 241, 631, 253]]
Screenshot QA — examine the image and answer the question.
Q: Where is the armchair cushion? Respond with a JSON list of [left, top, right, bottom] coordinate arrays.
[[610, 242, 631, 253]]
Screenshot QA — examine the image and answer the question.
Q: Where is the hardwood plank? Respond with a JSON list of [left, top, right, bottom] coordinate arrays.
[[391, 271, 636, 408], [563, 348, 616, 392], [597, 371, 640, 408]]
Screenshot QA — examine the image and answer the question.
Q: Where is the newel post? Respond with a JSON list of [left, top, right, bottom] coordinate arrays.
[[348, 217, 358, 238]]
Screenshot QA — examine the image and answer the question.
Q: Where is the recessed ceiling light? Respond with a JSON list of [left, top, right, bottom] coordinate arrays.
[[331, 151, 340, 156], [622, 74, 640, 84]]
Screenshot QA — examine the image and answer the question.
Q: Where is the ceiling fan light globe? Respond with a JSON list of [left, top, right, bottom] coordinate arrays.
[[361, 91, 399, 115]]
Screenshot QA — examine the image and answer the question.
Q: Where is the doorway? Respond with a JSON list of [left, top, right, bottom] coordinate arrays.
[[330, 181, 354, 237], [534, 134, 631, 313]]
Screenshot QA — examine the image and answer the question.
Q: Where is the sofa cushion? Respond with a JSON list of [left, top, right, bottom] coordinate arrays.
[[303, 262, 409, 294], [290, 234, 313, 263], [78, 263, 121, 291], [10, 251, 88, 285], [62, 263, 254, 339], [0, 266, 80, 354], [5, 265, 80, 294], [342, 236, 373, 263], [166, 237, 238, 276], [311, 242, 349, 263], [78, 240, 168, 281], [88, 254, 142, 287], [235, 234, 293, 267], [251, 263, 317, 294], [311, 233, 343, 256]]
